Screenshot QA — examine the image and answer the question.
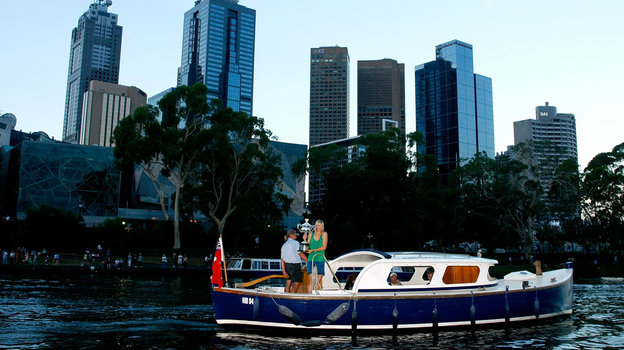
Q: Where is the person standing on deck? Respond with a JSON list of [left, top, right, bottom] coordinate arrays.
[[305, 219, 328, 293], [281, 229, 307, 293]]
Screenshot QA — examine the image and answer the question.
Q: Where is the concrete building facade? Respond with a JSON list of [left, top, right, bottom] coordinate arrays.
[[357, 59, 405, 135], [80, 81, 147, 147], [513, 102, 578, 195], [309, 46, 350, 146]]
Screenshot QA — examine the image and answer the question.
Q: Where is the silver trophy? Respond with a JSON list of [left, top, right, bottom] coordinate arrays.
[[297, 219, 313, 252]]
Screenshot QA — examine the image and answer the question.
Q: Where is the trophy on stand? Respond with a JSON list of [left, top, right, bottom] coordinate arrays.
[[297, 219, 313, 253]]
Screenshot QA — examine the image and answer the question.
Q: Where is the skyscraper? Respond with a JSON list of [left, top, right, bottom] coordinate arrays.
[[514, 102, 578, 195], [178, 0, 255, 116], [415, 40, 494, 177], [63, 0, 122, 144], [309, 46, 350, 146], [80, 81, 146, 147], [357, 59, 405, 135]]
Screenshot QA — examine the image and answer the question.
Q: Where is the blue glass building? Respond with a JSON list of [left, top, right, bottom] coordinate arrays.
[[63, 1, 122, 144], [178, 0, 255, 116], [415, 40, 494, 177]]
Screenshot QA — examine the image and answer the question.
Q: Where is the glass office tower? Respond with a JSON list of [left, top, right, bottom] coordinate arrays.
[[309, 46, 350, 146], [178, 0, 255, 116], [63, 1, 122, 144], [415, 40, 494, 177]]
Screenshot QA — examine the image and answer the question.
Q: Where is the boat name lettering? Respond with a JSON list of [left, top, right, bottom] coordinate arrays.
[[241, 296, 254, 305]]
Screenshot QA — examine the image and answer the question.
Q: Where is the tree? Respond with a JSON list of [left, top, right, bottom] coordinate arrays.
[[113, 83, 212, 249], [451, 153, 545, 258], [181, 105, 288, 245], [548, 158, 581, 221], [580, 142, 624, 250], [296, 129, 428, 253]]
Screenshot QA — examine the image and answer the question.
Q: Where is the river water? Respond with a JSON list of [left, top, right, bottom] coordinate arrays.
[[0, 273, 622, 349]]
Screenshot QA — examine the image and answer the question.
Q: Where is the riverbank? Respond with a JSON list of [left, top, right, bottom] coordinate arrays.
[[0, 262, 212, 277], [1, 251, 622, 279]]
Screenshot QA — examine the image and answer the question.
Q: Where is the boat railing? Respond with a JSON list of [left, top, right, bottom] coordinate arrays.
[[310, 254, 342, 291]]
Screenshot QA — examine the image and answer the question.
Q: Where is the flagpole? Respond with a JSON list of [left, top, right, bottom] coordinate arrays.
[[220, 234, 228, 283]]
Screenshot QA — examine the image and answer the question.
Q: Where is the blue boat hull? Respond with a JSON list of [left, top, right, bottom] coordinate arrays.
[[212, 277, 573, 331]]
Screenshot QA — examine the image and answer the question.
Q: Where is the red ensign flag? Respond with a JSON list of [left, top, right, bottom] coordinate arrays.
[[211, 236, 224, 288]]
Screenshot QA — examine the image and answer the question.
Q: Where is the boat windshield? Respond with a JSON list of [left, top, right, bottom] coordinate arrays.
[[226, 259, 241, 269]]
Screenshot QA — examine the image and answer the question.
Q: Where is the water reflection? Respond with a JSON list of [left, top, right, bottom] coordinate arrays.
[[0, 274, 623, 349]]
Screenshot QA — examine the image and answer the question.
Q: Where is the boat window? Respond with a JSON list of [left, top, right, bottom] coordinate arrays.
[[270, 261, 281, 270], [422, 266, 435, 283], [386, 266, 415, 285], [261, 261, 269, 270], [487, 266, 496, 281], [251, 261, 260, 270], [442, 266, 480, 284], [385, 266, 437, 285], [242, 259, 252, 270]]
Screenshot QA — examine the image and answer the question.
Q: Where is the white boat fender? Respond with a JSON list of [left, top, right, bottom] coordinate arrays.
[[470, 292, 476, 327], [392, 293, 399, 332], [392, 307, 399, 331], [302, 320, 323, 327], [504, 286, 510, 324], [253, 296, 260, 321], [534, 287, 540, 319], [324, 302, 350, 324], [277, 304, 302, 326], [432, 293, 439, 335]]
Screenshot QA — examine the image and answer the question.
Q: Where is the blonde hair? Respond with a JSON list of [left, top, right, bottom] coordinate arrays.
[[315, 219, 324, 226]]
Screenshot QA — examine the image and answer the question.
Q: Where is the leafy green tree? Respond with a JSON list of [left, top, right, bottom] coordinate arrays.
[[548, 158, 581, 220], [580, 142, 624, 250], [181, 105, 289, 246], [404, 131, 453, 248], [298, 129, 430, 253], [451, 153, 545, 258], [113, 83, 212, 249]]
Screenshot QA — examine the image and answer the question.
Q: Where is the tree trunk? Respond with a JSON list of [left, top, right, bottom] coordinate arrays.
[[522, 217, 534, 260], [173, 180, 181, 250]]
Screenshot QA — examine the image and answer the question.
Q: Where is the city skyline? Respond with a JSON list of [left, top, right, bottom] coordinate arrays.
[[2, 0, 623, 169]]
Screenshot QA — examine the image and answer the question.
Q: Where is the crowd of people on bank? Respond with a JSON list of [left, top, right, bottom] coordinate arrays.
[[76, 243, 145, 271], [0, 247, 60, 266], [0, 243, 211, 271]]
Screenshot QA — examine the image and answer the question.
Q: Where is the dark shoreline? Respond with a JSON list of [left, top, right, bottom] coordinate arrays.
[[0, 263, 212, 277]]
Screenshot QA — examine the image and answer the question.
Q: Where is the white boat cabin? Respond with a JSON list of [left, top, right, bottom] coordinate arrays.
[[320, 250, 498, 292]]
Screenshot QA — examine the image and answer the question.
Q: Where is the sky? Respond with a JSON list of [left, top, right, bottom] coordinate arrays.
[[1, 0, 623, 170]]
